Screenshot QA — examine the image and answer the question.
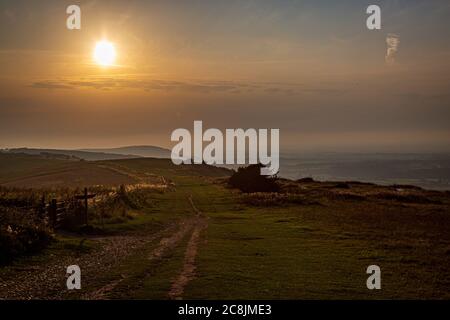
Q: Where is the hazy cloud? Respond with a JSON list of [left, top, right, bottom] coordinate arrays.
[[30, 78, 344, 95], [31, 78, 255, 93], [31, 81, 74, 90]]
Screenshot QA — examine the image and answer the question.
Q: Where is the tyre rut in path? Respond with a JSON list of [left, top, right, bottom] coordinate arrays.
[[84, 217, 194, 299], [86, 196, 206, 299], [0, 196, 207, 300], [168, 196, 208, 300]]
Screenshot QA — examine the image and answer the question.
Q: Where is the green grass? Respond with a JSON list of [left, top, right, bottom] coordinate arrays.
[[2, 156, 450, 299], [102, 158, 450, 299], [121, 234, 191, 299], [173, 181, 450, 299]]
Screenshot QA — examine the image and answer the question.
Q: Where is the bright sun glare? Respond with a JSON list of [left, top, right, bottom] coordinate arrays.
[[93, 40, 116, 66]]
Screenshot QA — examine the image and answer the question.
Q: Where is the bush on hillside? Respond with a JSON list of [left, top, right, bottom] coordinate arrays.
[[0, 208, 53, 265], [228, 164, 279, 193]]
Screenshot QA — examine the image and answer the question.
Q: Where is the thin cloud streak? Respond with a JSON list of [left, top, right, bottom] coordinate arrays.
[[30, 78, 346, 95]]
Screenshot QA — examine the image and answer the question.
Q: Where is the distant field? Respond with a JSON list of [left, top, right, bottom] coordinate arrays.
[[0, 153, 231, 188], [0, 153, 137, 188]]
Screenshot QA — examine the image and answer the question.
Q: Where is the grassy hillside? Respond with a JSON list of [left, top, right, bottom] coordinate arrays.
[[80, 145, 171, 159], [0, 153, 69, 182], [1, 153, 450, 299], [0, 154, 231, 188], [105, 162, 450, 299], [0, 153, 137, 188], [2, 148, 139, 161], [185, 180, 450, 299], [102, 158, 232, 178]]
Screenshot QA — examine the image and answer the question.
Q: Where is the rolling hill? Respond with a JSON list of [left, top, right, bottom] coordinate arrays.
[[0, 152, 231, 188], [0, 153, 137, 187], [2, 148, 139, 161], [79, 145, 171, 158]]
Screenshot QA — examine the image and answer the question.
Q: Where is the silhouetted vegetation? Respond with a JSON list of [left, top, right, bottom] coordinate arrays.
[[228, 164, 279, 193], [0, 208, 53, 265], [241, 192, 320, 206], [0, 184, 163, 263]]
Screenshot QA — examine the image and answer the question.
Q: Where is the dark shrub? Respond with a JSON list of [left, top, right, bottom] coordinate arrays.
[[391, 184, 423, 190], [241, 192, 316, 206], [334, 182, 350, 189], [0, 209, 53, 265], [228, 164, 279, 193]]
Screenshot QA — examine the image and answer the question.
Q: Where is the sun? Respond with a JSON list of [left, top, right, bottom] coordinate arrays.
[[93, 40, 116, 66]]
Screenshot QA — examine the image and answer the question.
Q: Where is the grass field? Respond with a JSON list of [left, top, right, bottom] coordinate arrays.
[[1, 154, 450, 299], [0, 153, 138, 187]]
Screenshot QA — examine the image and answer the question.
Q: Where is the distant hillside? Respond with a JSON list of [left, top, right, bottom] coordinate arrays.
[[79, 145, 171, 159], [2, 148, 139, 161], [0, 153, 231, 188], [105, 157, 233, 178], [0, 153, 137, 187]]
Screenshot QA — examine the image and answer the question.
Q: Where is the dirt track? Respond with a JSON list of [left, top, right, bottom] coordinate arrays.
[[168, 196, 208, 299], [0, 228, 172, 299], [0, 196, 207, 300]]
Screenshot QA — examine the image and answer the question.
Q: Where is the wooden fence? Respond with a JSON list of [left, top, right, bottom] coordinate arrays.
[[48, 188, 96, 229], [5, 187, 97, 230]]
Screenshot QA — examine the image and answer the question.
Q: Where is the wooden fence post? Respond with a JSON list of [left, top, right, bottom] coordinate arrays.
[[49, 199, 57, 229], [75, 188, 96, 227], [38, 195, 46, 219], [84, 187, 89, 226]]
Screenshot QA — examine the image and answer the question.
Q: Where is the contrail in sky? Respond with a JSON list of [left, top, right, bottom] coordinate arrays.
[[386, 33, 400, 65]]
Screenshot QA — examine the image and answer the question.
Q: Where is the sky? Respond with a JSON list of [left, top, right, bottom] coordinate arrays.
[[0, 0, 449, 153]]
